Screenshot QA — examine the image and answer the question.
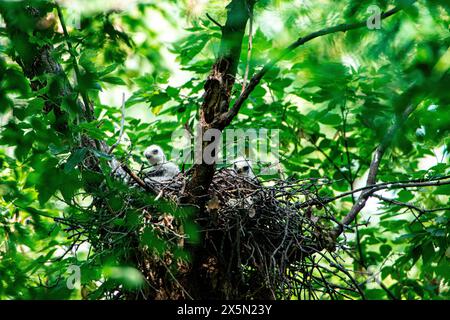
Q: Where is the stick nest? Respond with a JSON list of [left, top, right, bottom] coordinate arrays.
[[61, 167, 362, 300], [132, 169, 358, 299]]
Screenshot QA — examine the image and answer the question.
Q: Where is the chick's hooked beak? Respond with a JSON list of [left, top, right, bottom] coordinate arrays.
[[145, 146, 164, 165]]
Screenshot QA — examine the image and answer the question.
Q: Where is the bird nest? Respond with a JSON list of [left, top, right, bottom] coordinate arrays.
[[60, 166, 362, 300], [125, 169, 360, 300]]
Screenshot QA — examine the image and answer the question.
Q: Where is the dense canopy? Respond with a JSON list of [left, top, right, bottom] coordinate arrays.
[[0, 0, 449, 300]]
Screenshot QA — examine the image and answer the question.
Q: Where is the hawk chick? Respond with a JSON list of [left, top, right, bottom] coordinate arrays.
[[143, 144, 180, 183], [229, 157, 259, 217], [232, 157, 257, 180]]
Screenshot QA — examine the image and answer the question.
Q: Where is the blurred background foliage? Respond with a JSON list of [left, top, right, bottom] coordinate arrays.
[[0, 0, 449, 299]]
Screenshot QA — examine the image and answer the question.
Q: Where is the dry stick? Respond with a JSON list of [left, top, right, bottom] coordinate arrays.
[[215, 0, 417, 128], [161, 263, 194, 300], [121, 164, 157, 194], [108, 93, 126, 154]]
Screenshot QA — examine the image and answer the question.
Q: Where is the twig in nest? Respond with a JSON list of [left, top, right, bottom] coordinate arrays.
[[121, 164, 157, 194], [155, 190, 164, 201]]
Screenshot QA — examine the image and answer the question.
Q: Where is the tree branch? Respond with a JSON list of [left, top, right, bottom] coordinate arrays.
[[330, 104, 416, 239], [241, 4, 253, 93], [0, 3, 72, 133], [297, 175, 450, 210], [373, 193, 450, 215], [121, 164, 157, 194], [216, 0, 417, 128], [183, 0, 255, 205], [206, 13, 223, 29]]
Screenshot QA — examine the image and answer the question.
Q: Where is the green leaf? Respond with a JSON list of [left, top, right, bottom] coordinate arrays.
[[433, 184, 450, 195], [422, 241, 435, 264], [64, 148, 87, 173], [318, 113, 342, 126], [141, 227, 167, 254], [397, 190, 414, 202], [103, 266, 144, 290], [380, 244, 392, 257], [97, 64, 119, 77], [150, 92, 170, 108], [101, 76, 126, 86], [59, 172, 82, 203]]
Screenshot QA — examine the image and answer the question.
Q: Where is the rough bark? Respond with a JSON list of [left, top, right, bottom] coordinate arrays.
[[179, 0, 263, 299], [182, 0, 254, 206]]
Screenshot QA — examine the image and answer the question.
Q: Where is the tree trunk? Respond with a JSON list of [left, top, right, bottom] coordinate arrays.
[[179, 0, 270, 299]]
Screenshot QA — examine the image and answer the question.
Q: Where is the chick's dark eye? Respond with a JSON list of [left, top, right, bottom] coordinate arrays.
[[152, 150, 158, 155], [243, 165, 249, 171]]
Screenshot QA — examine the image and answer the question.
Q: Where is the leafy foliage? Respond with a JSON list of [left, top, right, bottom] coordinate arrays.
[[0, 0, 449, 300]]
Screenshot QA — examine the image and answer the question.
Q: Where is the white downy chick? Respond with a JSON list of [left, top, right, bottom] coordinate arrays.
[[232, 156, 257, 180], [229, 157, 259, 217], [143, 144, 180, 183]]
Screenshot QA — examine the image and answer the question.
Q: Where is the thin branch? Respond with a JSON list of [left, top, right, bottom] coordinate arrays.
[[330, 104, 416, 239], [162, 263, 194, 300], [340, 102, 366, 267], [373, 193, 450, 215], [310, 139, 351, 183], [341, 103, 354, 187], [345, 250, 398, 300], [121, 164, 157, 194], [215, 0, 417, 128], [206, 13, 223, 29], [108, 93, 126, 154], [297, 175, 450, 209]]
